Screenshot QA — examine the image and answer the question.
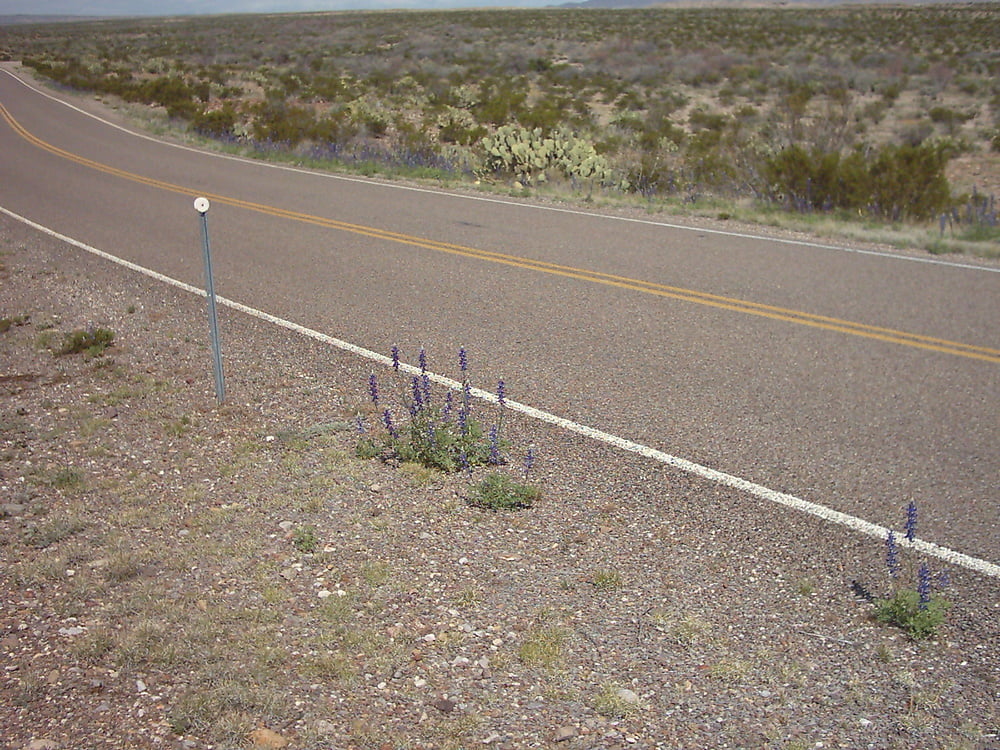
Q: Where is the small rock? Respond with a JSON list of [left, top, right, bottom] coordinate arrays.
[[431, 697, 456, 713], [615, 687, 643, 706], [1, 504, 26, 517], [248, 727, 288, 749], [136, 679, 147, 693], [57, 626, 85, 637], [24, 741, 60, 750], [278, 521, 294, 532], [315, 719, 336, 735], [553, 726, 578, 742]]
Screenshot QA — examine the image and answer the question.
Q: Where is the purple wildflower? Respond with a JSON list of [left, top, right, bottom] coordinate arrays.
[[419, 347, 427, 374], [523, 446, 535, 480], [411, 376, 424, 411], [382, 409, 398, 439], [391, 345, 400, 372], [905, 501, 918, 542], [458, 346, 468, 374], [422, 373, 432, 406], [497, 379, 506, 407], [355, 415, 367, 434], [885, 530, 900, 580], [443, 391, 454, 421], [917, 562, 932, 609], [936, 570, 951, 590], [368, 373, 379, 405]]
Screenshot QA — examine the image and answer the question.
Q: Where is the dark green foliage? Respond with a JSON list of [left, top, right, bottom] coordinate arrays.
[[191, 104, 238, 139], [763, 143, 951, 220], [875, 590, 949, 640]]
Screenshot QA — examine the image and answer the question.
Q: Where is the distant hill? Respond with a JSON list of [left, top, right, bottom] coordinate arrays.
[[0, 15, 100, 25], [557, 0, 948, 7]]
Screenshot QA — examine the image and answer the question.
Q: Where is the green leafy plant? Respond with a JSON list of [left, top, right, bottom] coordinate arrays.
[[467, 472, 540, 511], [292, 525, 319, 554], [875, 589, 949, 641], [872, 502, 951, 640]]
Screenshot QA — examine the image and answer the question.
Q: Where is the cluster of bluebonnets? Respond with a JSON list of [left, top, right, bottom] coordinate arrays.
[[355, 346, 533, 482], [877, 501, 951, 639]]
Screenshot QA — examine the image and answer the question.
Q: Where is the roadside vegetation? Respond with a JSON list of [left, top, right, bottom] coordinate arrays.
[[1, 4, 998, 255]]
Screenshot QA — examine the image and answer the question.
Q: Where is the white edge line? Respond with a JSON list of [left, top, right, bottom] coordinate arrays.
[[4, 66, 997, 276], [3, 202, 999, 581]]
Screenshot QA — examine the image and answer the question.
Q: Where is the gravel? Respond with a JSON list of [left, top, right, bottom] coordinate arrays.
[[1, 213, 998, 750]]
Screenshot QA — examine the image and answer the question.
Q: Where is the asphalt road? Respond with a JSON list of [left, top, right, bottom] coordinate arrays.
[[2, 65, 998, 565]]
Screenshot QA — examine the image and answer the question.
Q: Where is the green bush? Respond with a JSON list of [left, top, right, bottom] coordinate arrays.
[[763, 142, 952, 220], [467, 473, 539, 511], [875, 589, 949, 640]]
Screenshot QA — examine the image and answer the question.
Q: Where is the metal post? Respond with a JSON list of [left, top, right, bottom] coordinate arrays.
[[194, 197, 225, 404]]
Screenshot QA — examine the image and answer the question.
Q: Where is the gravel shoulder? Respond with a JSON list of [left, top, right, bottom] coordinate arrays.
[[1, 213, 998, 750]]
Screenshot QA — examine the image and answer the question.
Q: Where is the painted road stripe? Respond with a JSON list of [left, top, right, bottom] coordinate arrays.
[[3, 203, 998, 581]]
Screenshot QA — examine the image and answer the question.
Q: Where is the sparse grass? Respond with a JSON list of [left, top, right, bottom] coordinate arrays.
[[593, 682, 645, 719], [708, 657, 754, 684], [590, 569, 624, 592], [21, 513, 88, 549], [0, 313, 30, 333], [57, 326, 115, 357], [518, 625, 570, 671]]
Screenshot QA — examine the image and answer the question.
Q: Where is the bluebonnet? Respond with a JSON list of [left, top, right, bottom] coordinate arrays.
[[391, 345, 400, 372], [905, 501, 918, 542], [355, 415, 367, 434], [419, 347, 427, 374], [497, 379, 506, 407], [411, 376, 424, 413], [523, 446, 535, 480], [443, 391, 454, 421], [382, 409, 398, 440], [368, 373, 379, 405], [458, 346, 468, 374], [917, 562, 932, 609], [489, 425, 501, 465], [422, 373, 432, 406]]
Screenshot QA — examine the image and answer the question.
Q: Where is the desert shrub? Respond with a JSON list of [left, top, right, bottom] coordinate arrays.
[[868, 142, 952, 220], [191, 104, 238, 139], [763, 142, 951, 220], [249, 99, 317, 146]]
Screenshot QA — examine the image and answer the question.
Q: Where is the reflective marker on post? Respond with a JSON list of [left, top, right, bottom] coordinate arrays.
[[195, 197, 225, 404]]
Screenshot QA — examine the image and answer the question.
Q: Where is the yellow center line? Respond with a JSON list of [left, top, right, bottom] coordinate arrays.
[[4, 102, 998, 363]]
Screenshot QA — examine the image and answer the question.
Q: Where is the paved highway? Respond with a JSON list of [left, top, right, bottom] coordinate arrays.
[[2, 64, 997, 565]]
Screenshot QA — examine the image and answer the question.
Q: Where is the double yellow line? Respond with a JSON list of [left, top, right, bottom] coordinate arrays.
[[3, 101, 998, 363]]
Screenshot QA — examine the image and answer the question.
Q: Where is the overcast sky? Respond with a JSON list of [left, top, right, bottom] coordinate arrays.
[[0, 0, 556, 15]]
